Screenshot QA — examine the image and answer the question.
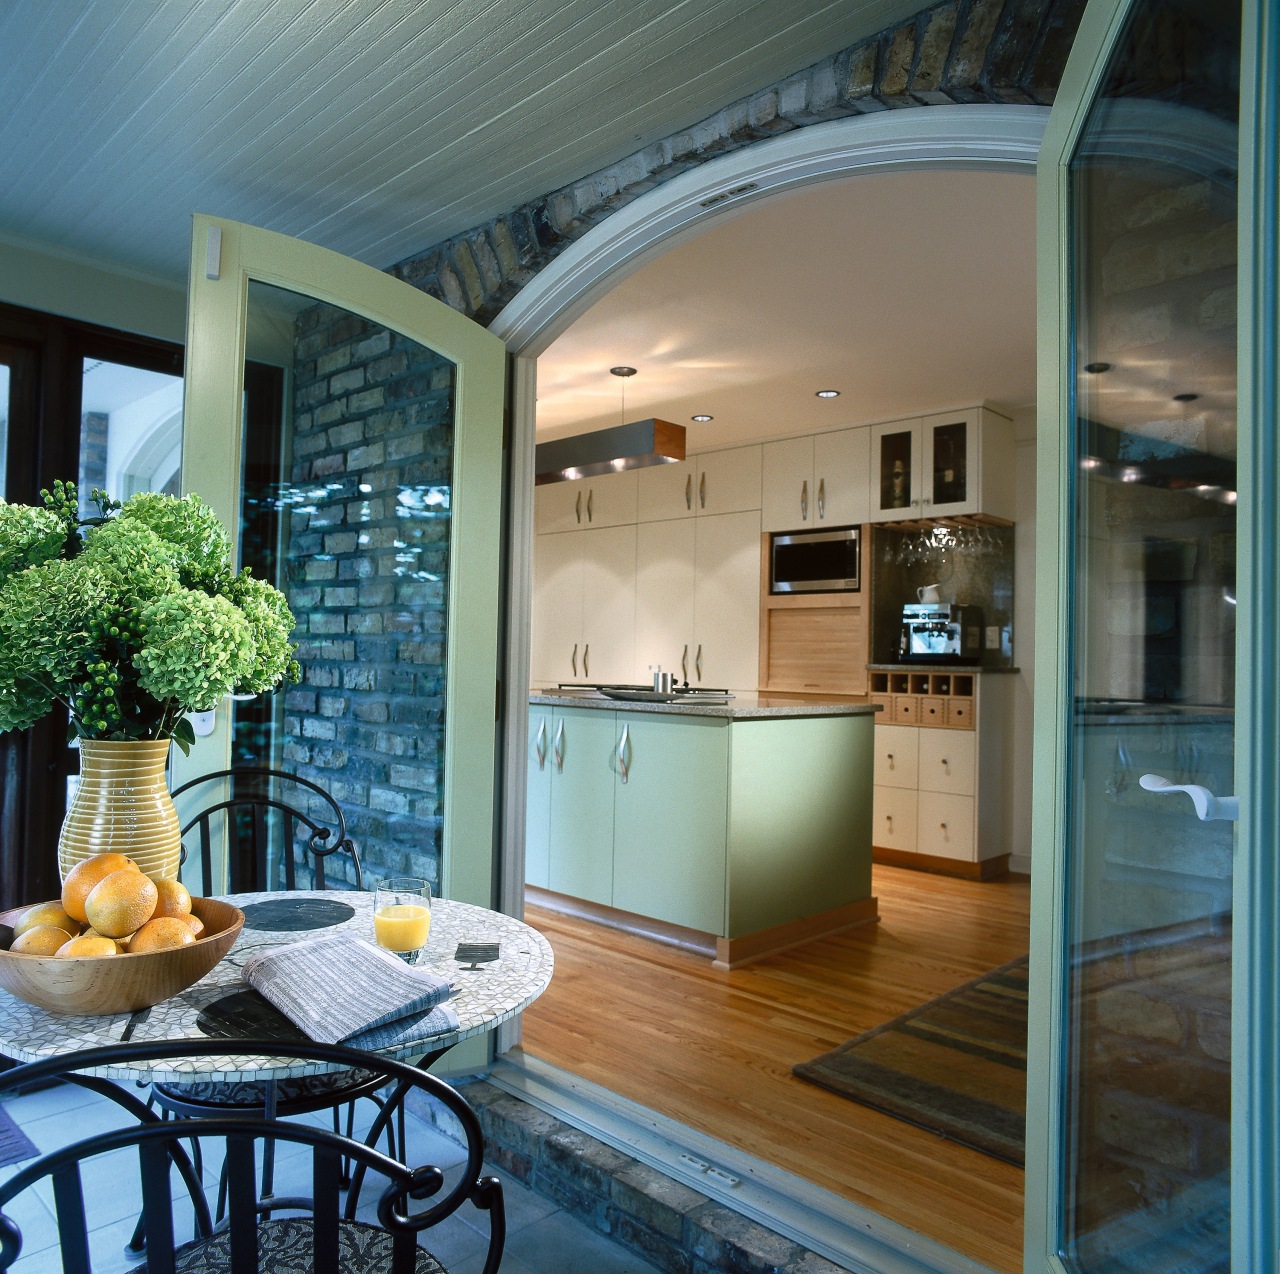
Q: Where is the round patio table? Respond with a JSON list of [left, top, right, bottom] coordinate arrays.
[[0, 891, 554, 1083]]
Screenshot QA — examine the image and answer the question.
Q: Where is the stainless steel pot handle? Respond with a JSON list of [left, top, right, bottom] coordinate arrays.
[[553, 719, 565, 772]]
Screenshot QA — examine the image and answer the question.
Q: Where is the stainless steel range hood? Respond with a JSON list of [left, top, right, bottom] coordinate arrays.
[[534, 419, 686, 485]]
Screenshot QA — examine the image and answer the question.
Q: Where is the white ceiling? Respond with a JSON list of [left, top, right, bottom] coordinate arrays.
[[535, 169, 1038, 449], [0, 0, 923, 281]]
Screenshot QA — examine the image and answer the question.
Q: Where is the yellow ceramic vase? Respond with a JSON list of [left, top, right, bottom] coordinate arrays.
[[57, 739, 181, 882]]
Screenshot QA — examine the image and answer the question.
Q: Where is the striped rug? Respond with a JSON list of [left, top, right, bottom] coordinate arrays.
[[793, 956, 1028, 1165]]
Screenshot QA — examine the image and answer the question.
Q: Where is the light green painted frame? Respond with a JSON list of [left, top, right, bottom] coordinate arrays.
[[179, 215, 507, 926], [1028, 1, 1277, 1268]]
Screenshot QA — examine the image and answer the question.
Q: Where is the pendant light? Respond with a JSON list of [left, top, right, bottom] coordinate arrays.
[[535, 366, 686, 485]]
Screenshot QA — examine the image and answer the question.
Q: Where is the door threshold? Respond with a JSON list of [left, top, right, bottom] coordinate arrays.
[[489, 1050, 999, 1274]]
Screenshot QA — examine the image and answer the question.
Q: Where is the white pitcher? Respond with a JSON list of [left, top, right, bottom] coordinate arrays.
[[917, 583, 942, 603]]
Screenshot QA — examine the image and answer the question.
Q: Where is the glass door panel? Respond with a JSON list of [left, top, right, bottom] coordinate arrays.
[[1060, 0, 1239, 1268], [179, 216, 504, 913], [0, 360, 9, 495]]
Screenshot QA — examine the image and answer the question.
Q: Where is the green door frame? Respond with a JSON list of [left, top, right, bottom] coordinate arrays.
[[1026, 0, 1279, 1268], [179, 215, 507, 920]]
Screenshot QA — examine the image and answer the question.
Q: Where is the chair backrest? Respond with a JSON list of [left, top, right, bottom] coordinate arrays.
[[171, 767, 362, 892], [0, 1038, 504, 1274]]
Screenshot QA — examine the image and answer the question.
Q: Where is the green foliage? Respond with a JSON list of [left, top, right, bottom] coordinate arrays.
[[0, 481, 298, 744]]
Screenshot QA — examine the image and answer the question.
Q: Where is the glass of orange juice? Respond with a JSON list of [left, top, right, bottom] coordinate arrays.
[[373, 877, 432, 964]]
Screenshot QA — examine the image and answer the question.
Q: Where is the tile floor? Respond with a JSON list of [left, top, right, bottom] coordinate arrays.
[[0, 1076, 662, 1273]]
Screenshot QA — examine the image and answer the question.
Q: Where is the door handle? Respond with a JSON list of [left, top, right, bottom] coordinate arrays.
[[571, 643, 578, 677], [587, 488, 594, 523], [695, 644, 703, 681], [817, 478, 825, 520], [801, 479, 808, 521], [681, 644, 689, 681], [535, 719, 547, 769], [575, 491, 582, 524], [583, 643, 589, 678], [553, 719, 565, 772], [699, 472, 707, 509], [685, 474, 693, 511], [617, 723, 630, 784], [1139, 773, 1239, 821]]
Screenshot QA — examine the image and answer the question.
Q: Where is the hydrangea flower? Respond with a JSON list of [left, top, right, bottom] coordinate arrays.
[[0, 502, 68, 582]]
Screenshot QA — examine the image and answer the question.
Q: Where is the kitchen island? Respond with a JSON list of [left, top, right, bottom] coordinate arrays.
[[527, 690, 879, 966]]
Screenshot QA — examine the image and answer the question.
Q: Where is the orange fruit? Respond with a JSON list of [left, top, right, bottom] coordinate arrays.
[[62, 853, 140, 924], [152, 877, 192, 919], [10, 925, 75, 956], [12, 901, 79, 940], [83, 927, 133, 953], [183, 913, 206, 939], [84, 869, 158, 939], [128, 917, 196, 954], [55, 934, 119, 958]]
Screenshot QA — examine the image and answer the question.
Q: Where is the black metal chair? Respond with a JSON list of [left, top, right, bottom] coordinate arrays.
[[152, 768, 387, 1218], [0, 1038, 505, 1274]]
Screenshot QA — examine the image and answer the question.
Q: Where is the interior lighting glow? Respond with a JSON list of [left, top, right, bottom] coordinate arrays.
[[692, 414, 713, 422], [815, 389, 840, 399]]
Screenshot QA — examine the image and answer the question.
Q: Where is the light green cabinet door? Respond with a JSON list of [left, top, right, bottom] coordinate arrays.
[[525, 706, 553, 889], [547, 708, 617, 906], [613, 714, 729, 934]]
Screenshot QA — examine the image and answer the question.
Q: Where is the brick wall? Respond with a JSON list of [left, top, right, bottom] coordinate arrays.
[[278, 301, 457, 891]]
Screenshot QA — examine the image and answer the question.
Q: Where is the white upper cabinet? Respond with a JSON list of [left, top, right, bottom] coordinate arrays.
[[636, 445, 763, 521], [535, 469, 638, 533], [762, 427, 870, 532], [869, 407, 1014, 523]]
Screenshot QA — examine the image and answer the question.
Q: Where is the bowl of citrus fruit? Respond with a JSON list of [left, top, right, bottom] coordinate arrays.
[[0, 852, 243, 1015]]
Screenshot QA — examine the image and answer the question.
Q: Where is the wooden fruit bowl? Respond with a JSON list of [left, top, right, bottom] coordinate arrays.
[[0, 897, 243, 1016]]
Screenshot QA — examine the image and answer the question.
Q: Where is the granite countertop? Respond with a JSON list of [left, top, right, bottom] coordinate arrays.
[[529, 689, 879, 720], [866, 663, 1021, 674]]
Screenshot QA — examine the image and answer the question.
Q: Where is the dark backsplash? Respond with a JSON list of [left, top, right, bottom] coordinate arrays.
[[869, 524, 1016, 667]]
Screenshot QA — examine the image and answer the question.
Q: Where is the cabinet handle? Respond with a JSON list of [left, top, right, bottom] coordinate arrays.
[[699, 473, 707, 509], [886, 753, 894, 769], [553, 719, 565, 772], [587, 488, 594, 523], [583, 643, 589, 677], [886, 815, 894, 832], [695, 644, 703, 681], [618, 723, 630, 784], [685, 474, 693, 511], [535, 719, 547, 769], [681, 644, 689, 681], [939, 822, 948, 838], [575, 491, 582, 524], [941, 758, 950, 774], [817, 478, 825, 519], [571, 643, 578, 676], [801, 479, 808, 521]]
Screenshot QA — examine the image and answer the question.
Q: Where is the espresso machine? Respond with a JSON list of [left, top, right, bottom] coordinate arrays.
[[899, 602, 984, 663]]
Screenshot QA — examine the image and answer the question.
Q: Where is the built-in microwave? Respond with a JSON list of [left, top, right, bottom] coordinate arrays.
[[769, 526, 861, 594]]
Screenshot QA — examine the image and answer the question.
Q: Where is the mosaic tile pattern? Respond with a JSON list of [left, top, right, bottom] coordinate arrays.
[[0, 892, 553, 1084]]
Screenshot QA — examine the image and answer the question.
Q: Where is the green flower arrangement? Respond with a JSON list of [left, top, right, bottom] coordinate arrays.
[[0, 481, 300, 753]]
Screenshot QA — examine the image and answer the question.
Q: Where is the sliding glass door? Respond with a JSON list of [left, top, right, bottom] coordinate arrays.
[[1029, 0, 1278, 1268]]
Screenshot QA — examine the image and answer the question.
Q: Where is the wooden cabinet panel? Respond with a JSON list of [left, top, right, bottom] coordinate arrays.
[[634, 519, 696, 683], [546, 709, 617, 905], [916, 792, 975, 858], [612, 715, 729, 933], [873, 785, 918, 853], [890, 695, 920, 725], [580, 525, 636, 684], [693, 511, 762, 689], [874, 724, 919, 789], [636, 460, 695, 522], [918, 696, 948, 728], [695, 446, 762, 516], [917, 728, 976, 796]]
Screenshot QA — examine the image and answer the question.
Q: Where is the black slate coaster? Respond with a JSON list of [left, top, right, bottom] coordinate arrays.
[[455, 942, 500, 969], [240, 897, 355, 932]]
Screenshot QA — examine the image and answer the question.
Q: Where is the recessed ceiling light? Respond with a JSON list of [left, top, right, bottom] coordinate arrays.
[[815, 389, 840, 399], [1084, 362, 1112, 374], [1173, 392, 1200, 402], [691, 414, 713, 422], [610, 366, 637, 377]]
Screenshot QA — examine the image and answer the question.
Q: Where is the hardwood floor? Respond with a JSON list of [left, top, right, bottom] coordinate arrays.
[[519, 863, 1032, 1274]]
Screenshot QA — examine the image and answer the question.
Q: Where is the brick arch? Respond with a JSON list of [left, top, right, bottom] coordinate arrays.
[[387, 0, 1087, 324]]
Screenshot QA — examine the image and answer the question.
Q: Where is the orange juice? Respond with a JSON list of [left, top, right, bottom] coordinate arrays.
[[374, 903, 431, 952]]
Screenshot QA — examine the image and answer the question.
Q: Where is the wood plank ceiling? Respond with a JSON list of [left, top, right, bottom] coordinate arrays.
[[0, 0, 925, 281]]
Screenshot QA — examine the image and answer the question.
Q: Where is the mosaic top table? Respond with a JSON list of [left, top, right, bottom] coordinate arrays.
[[0, 891, 554, 1083]]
